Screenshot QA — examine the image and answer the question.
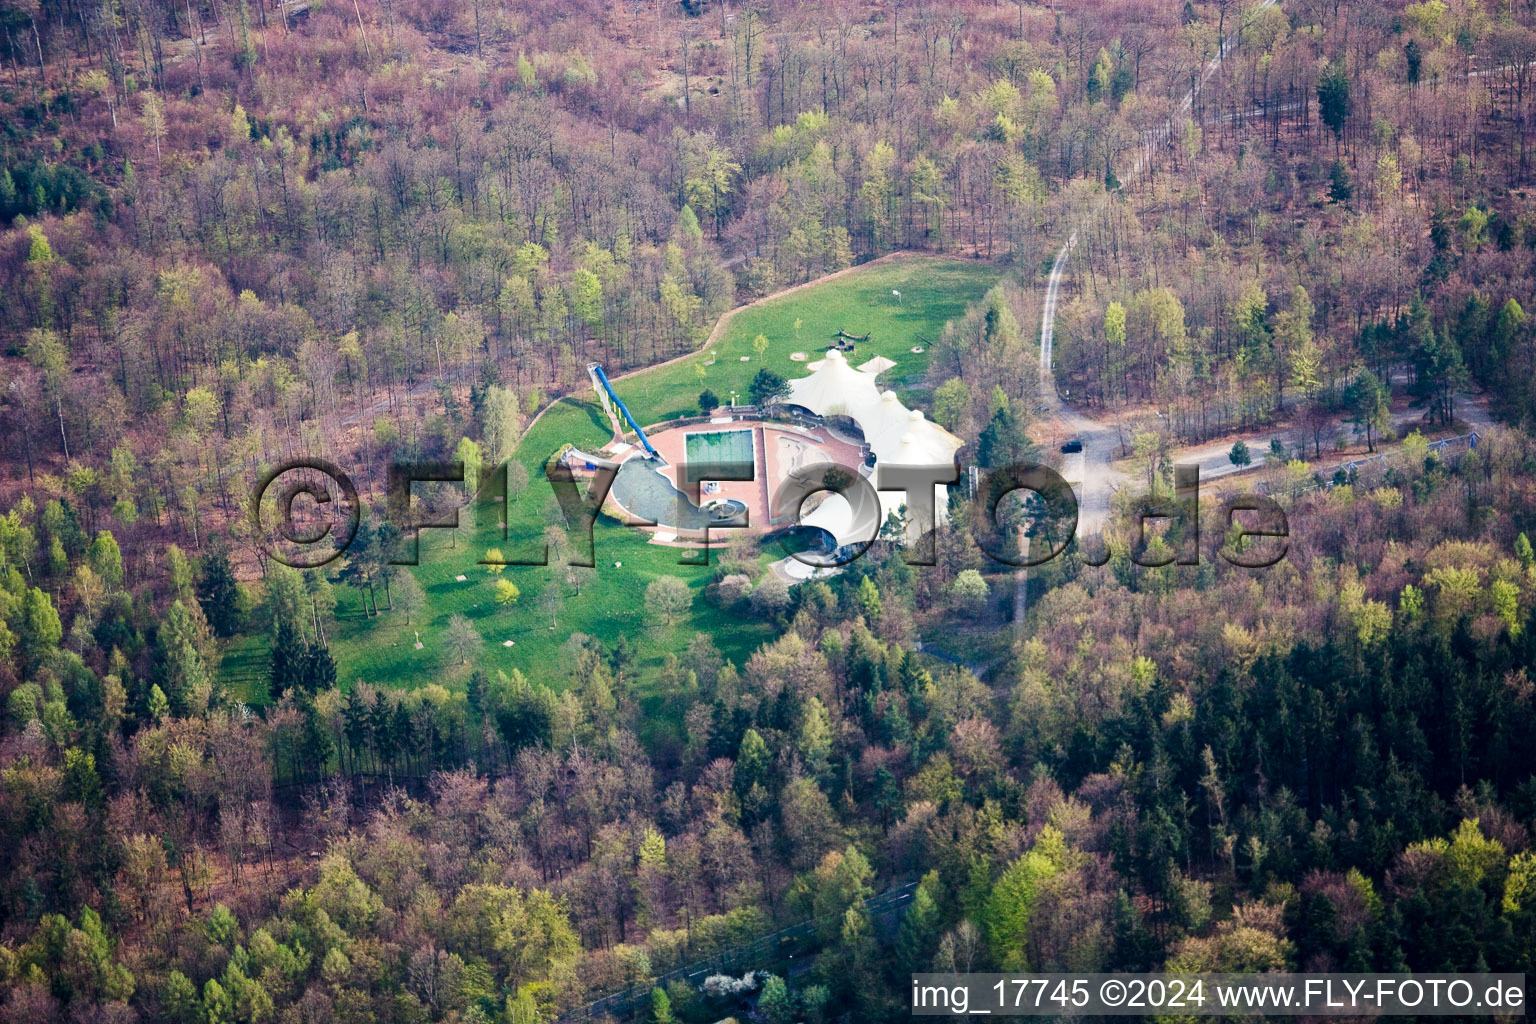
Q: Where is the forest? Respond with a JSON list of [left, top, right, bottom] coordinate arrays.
[[0, 0, 1534, 1021]]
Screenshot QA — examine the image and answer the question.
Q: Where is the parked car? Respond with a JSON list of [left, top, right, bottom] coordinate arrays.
[[1060, 439, 1083, 454]]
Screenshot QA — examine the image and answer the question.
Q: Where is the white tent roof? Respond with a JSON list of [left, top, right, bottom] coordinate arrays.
[[857, 355, 897, 376], [852, 390, 963, 467], [784, 366, 964, 550], [786, 358, 962, 471], [891, 408, 965, 466], [798, 484, 954, 551], [856, 391, 909, 463], [797, 489, 893, 553], [786, 349, 882, 419]]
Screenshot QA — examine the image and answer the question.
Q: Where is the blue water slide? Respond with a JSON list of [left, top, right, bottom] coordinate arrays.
[[588, 363, 662, 461]]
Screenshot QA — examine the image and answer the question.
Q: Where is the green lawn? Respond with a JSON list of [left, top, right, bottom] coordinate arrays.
[[595, 254, 998, 427], [233, 256, 999, 701]]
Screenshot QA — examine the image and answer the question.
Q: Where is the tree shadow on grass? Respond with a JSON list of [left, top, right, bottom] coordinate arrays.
[[569, 395, 609, 437]]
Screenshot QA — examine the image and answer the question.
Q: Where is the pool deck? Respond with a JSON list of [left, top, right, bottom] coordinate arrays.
[[604, 417, 866, 544]]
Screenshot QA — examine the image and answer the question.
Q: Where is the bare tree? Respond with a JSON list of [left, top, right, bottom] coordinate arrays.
[[445, 613, 482, 665]]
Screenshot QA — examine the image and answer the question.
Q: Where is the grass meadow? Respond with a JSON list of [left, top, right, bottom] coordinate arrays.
[[225, 256, 999, 705]]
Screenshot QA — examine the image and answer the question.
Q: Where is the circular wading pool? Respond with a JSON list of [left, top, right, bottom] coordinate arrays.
[[705, 498, 748, 521]]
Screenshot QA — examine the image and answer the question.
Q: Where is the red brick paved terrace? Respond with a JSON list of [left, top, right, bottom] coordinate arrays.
[[603, 416, 867, 544]]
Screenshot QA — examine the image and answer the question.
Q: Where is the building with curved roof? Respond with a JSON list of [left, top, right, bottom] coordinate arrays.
[[785, 350, 963, 551], [785, 349, 882, 419], [584, 348, 962, 560]]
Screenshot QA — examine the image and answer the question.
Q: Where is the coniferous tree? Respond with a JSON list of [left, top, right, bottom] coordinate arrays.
[[748, 368, 791, 406], [1319, 61, 1351, 151], [1410, 326, 1470, 426], [270, 620, 304, 700], [649, 987, 675, 1024], [896, 871, 944, 970], [303, 641, 337, 693], [197, 549, 241, 637], [1328, 160, 1353, 204], [343, 689, 371, 768], [976, 406, 1032, 469]]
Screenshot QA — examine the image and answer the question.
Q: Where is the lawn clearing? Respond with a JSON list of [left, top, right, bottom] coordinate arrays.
[[257, 256, 998, 699]]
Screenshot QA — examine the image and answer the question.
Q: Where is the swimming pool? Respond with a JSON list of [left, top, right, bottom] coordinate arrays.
[[609, 460, 748, 531], [685, 429, 754, 470]]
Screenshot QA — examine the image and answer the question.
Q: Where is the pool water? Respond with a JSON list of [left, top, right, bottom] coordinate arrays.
[[685, 429, 754, 470], [610, 461, 749, 531]]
